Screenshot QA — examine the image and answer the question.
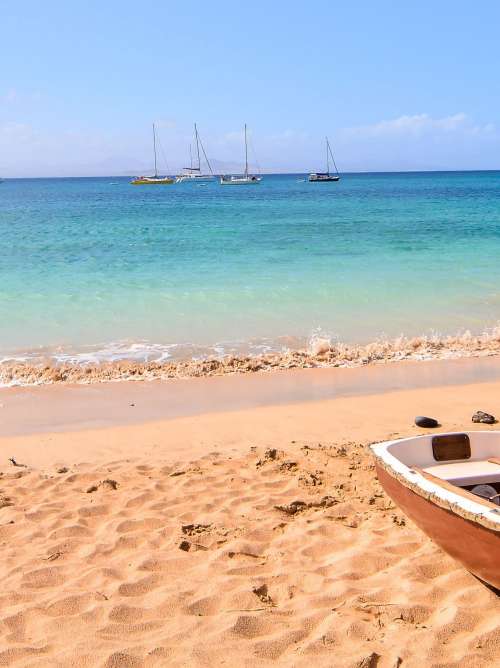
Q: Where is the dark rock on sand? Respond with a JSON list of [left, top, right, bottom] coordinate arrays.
[[275, 500, 308, 515], [472, 410, 496, 424], [264, 448, 278, 461], [182, 523, 212, 536], [415, 416, 439, 428], [279, 460, 298, 472], [256, 448, 279, 468]]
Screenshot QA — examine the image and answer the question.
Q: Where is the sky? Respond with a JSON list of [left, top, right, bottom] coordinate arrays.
[[1, 1, 499, 176]]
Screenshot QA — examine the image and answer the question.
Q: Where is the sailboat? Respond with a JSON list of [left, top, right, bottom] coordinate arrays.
[[131, 123, 174, 185], [308, 137, 340, 182], [220, 124, 262, 185], [176, 124, 214, 182]]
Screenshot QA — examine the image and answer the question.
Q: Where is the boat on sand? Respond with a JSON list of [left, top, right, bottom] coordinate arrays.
[[371, 431, 500, 590]]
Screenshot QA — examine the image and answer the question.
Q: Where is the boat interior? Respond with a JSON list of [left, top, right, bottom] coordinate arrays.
[[384, 432, 500, 507]]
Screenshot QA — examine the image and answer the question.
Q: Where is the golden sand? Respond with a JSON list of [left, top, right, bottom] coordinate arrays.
[[1, 372, 500, 666]]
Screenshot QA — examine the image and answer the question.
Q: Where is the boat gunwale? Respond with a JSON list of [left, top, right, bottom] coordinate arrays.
[[371, 431, 500, 532]]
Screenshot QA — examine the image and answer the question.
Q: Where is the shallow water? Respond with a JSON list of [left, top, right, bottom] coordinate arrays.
[[1, 171, 500, 362]]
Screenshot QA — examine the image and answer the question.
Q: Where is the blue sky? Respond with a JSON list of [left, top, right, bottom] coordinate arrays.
[[1, 1, 499, 176]]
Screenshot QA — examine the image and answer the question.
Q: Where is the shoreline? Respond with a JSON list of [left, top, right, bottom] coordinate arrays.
[[3, 366, 500, 470], [4, 355, 500, 438], [4, 327, 500, 387], [2, 358, 500, 664]]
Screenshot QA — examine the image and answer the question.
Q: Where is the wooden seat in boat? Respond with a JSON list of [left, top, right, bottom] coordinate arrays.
[[423, 459, 500, 486]]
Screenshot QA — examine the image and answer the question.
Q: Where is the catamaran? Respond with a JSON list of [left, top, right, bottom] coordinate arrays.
[[131, 123, 174, 185], [309, 137, 340, 182], [176, 124, 214, 182], [220, 124, 262, 185]]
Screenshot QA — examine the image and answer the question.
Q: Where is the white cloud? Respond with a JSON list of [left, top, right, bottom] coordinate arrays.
[[3, 88, 18, 103], [0, 122, 140, 177], [1, 88, 44, 105], [1, 112, 498, 177], [332, 112, 500, 172], [267, 129, 310, 145], [342, 113, 496, 139], [0, 122, 36, 143], [154, 118, 176, 130], [221, 130, 246, 144]]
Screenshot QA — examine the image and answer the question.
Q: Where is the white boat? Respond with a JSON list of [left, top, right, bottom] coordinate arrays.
[[309, 137, 340, 182], [371, 431, 500, 590], [220, 124, 262, 185], [176, 124, 214, 182], [131, 124, 174, 185], [220, 174, 261, 185]]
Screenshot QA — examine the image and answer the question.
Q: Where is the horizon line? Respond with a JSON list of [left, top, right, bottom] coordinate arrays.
[[2, 168, 500, 180]]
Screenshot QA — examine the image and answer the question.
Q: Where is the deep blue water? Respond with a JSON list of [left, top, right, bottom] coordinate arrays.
[[1, 171, 500, 362]]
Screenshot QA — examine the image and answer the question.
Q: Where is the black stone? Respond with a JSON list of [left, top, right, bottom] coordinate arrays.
[[472, 410, 496, 424], [415, 415, 439, 428]]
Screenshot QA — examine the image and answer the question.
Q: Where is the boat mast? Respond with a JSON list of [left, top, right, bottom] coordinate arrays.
[[189, 143, 193, 170], [326, 137, 330, 175], [327, 138, 340, 176], [153, 123, 158, 177], [195, 123, 201, 171], [198, 130, 214, 176], [244, 124, 248, 177]]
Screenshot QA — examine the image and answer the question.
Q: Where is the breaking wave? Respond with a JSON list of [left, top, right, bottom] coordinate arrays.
[[3, 326, 500, 387]]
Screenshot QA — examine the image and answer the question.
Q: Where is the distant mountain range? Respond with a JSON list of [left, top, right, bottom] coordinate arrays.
[[120, 158, 265, 176]]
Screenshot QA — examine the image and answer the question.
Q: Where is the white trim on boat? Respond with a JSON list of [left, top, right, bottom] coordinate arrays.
[[371, 432, 500, 527]]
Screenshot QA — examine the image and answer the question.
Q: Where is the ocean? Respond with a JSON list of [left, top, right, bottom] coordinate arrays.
[[1, 171, 500, 365]]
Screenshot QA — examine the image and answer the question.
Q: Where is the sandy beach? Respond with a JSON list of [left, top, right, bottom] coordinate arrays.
[[4, 2, 500, 665], [1, 359, 500, 666]]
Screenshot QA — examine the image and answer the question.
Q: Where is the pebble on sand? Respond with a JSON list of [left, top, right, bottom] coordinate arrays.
[[472, 410, 496, 424], [415, 416, 439, 428]]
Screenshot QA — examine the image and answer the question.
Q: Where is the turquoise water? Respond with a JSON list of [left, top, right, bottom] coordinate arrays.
[[1, 171, 500, 362]]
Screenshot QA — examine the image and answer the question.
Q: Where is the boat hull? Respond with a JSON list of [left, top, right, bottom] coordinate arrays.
[[220, 177, 261, 185], [376, 462, 500, 589], [308, 175, 340, 182], [176, 175, 214, 183], [131, 178, 174, 185]]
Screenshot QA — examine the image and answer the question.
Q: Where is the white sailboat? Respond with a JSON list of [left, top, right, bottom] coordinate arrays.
[[309, 137, 340, 182], [220, 124, 262, 185], [176, 124, 214, 182], [131, 123, 174, 185]]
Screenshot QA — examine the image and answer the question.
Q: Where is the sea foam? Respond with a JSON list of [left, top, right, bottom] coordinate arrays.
[[3, 326, 500, 387]]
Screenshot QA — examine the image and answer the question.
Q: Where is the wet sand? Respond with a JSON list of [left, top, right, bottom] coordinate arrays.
[[4, 355, 500, 437], [1, 361, 500, 666]]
